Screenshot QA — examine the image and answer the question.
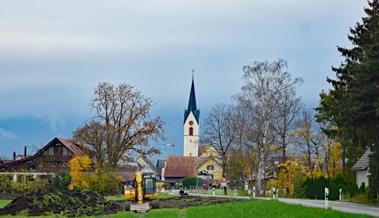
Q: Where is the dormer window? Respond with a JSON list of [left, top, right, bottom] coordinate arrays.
[[207, 165, 214, 170]]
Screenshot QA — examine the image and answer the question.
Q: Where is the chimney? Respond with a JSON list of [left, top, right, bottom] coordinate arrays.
[[13, 152, 16, 160], [24, 146, 27, 157]]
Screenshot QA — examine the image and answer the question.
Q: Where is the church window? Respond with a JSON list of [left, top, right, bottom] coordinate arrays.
[[189, 127, 193, 136], [207, 165, 214, 170]]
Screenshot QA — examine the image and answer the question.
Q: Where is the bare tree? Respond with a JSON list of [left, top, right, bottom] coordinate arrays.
[[272, 78, 303, 162], [74, 82, 164, 168], [203, 103, 240, 178], [295, 110, 320, 177], [236, 59, 296, 192]]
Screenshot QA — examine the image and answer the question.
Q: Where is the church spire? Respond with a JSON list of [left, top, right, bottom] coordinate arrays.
[[187, 71, 197, 111], [184, 71, 200, 123]]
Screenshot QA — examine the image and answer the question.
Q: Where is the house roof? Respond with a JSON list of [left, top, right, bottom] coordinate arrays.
[[352, 149, 373, 171], [196, 157, 222, 168], [116, 164, 138, 181], [138, 155, 155, 171], [34, 137, 88, 157], [0, 137, 88, 171], [0, 156, 34, 170], [184, 77, 200, 124], [164, 156, 199, 178]]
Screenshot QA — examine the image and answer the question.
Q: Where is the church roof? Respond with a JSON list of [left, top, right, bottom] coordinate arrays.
[[184, 77, 200, 123]]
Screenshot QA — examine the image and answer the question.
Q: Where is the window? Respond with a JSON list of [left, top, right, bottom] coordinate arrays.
[[48, 147, 54, 155], [189, 127, 193, 136], [207, 165, 214, 170], [63, 147, 70, 156]]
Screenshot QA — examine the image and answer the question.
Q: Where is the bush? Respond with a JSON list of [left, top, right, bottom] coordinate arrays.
[[50, 171, 71, 191], [158, 182, 171, 190], [295, 175, 359, 200], [9, 177, 48, 193], [0, 175, 12, 193], [182, 177, 205, 189], [90, 171, 122, 195]]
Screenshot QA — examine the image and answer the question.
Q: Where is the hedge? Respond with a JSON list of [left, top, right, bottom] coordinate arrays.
[[295, 175, 359, 200]]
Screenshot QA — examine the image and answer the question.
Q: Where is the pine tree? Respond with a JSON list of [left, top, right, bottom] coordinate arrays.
[[317, 1, 379, 199]]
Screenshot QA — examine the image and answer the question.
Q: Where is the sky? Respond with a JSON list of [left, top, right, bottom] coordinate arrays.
[[0, 0, 369, 161]]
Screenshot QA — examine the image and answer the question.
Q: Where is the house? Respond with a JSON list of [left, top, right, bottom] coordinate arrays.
[[155, 160, 166, 181], [352, 149, 372, 188], [137, 156, 156, 173], [162, 155, 199, 185], [0, 137, 90, 173], [196, 157, 223, 185]]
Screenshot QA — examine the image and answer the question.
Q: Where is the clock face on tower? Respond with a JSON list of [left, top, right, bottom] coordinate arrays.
[[189, 121, 194, 125]]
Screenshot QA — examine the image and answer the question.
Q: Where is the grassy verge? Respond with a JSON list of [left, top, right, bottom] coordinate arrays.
[[0, 200, 373, 218], [0, 201, 11, 209], [188, 188, 248, 197], [186, 200, 372, 218]]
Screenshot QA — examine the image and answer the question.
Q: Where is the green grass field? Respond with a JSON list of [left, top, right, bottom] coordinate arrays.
[[0, 201, 11, 209], [0, 200, 373, 218]]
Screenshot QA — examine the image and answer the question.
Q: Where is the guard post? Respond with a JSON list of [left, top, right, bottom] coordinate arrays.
[[324, 187, 329, 210]]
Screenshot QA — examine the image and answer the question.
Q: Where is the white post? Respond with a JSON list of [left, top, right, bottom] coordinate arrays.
[[13, 173, 17, 182], [339, 188, 342, 201], [272, 187, 276, 199], [253, 186, 256, 198], [212, 187, 216, 196], [324, 187, 329, 210]]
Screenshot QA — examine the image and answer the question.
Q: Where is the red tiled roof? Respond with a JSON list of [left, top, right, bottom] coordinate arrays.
[[57, 138, 86, 155], [164, 155, 199, 178]]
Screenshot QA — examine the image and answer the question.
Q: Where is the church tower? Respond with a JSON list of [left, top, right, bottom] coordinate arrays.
[[183, 74, 200, 157]]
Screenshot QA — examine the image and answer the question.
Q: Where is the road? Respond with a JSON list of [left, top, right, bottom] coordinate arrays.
[[187, 192, 379, 217]]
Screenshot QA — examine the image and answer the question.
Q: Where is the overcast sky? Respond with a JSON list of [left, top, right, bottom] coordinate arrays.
[[0, 0, 368, 160]]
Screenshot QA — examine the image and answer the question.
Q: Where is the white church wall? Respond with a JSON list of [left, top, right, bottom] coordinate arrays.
[[183, 111, 199, 157]]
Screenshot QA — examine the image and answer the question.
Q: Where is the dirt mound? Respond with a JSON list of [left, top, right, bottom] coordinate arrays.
[[0, 190, 120, 217]]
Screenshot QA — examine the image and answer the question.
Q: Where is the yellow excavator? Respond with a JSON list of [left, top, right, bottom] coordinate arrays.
[[124, 171, 159, 204]]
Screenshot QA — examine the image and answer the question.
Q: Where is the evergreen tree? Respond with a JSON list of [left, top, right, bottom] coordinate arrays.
[[317, 1, 379, 199]]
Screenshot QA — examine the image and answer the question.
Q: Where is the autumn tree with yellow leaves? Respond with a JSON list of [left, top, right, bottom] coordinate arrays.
[[68, 155, 92, 190], [68, 155, 122, 194]]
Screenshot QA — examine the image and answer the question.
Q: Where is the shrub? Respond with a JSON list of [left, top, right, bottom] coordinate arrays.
[[90, 171, 123, 195], [9, 177, 48, 193], [50, 171, 71, 191], [295, 175, 359, 200], [182, 177, 205, 189], [0, 175, 12, 193]]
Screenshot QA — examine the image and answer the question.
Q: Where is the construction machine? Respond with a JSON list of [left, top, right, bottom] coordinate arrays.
[[124, 171, 159, 212]]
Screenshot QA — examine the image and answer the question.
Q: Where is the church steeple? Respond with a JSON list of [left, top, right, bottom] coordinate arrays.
[[184, 72, 200, 124], [183, 71, 200, 157]]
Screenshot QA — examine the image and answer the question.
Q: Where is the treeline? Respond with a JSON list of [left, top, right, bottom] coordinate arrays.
[[204, 1, 379, 201]]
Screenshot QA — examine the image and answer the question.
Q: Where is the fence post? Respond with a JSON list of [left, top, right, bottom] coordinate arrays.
[[324, 187, 329, 210]]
